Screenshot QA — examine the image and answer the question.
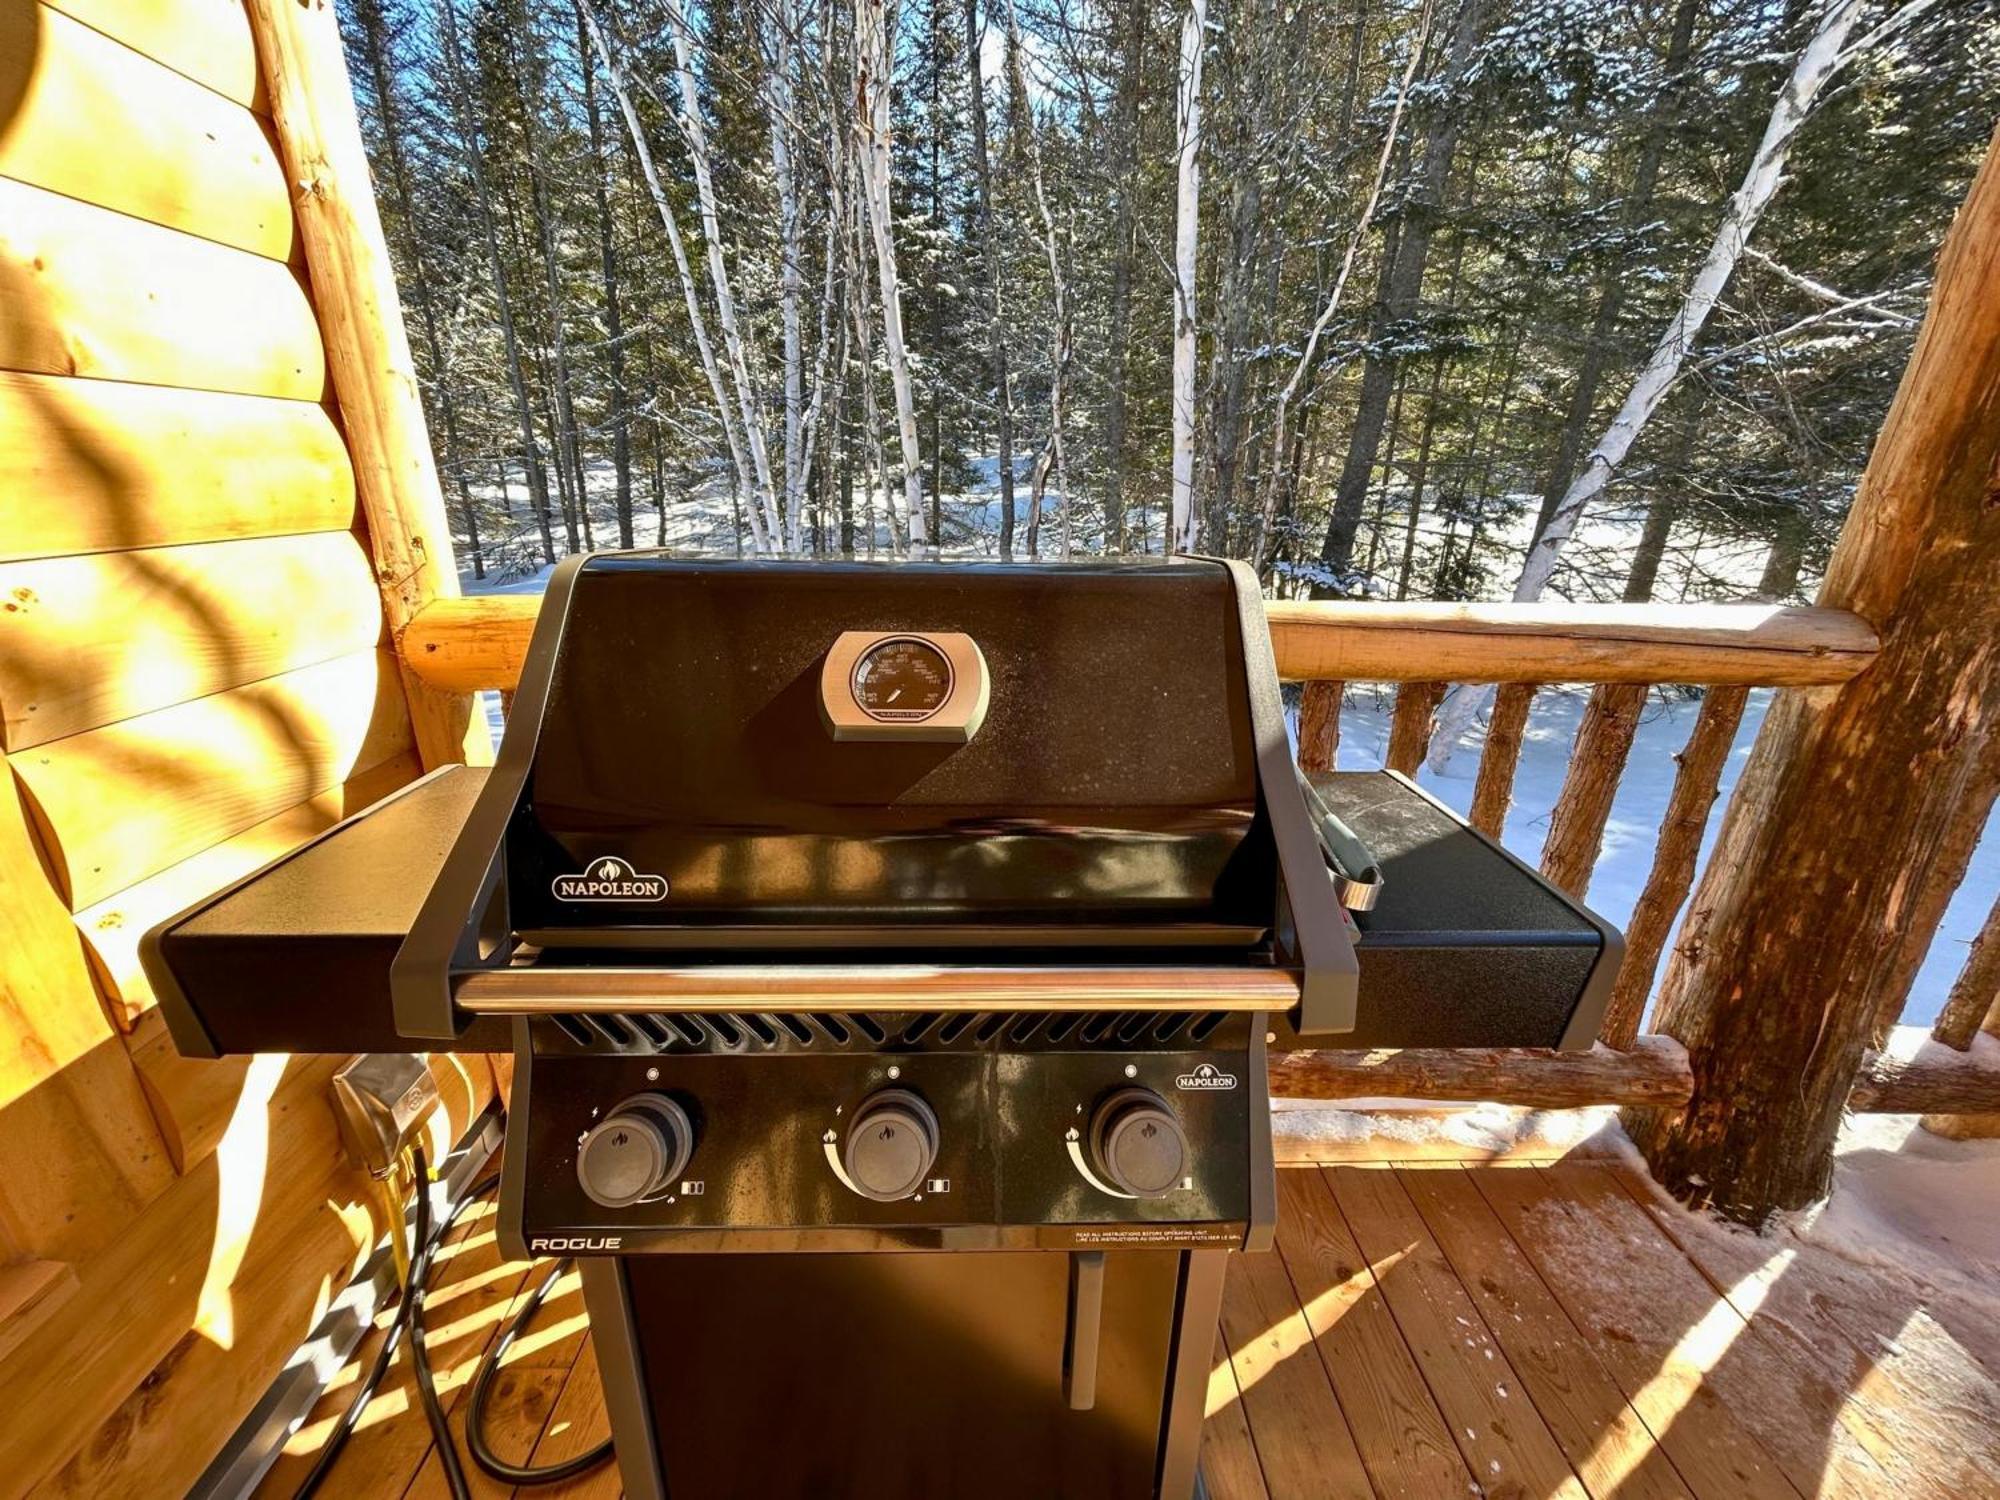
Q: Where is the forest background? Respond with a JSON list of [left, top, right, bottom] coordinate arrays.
[[342, 0, 2000, 1020]]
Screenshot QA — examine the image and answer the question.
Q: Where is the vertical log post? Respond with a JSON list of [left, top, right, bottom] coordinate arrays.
[[1297, 680, 1343, 773], [1600, 686, 1749, 1048], [1628, 130, 2000, 1225], [1385, 680, 1444, 776], [1933, 890, 2000, 1051], [1866, 728, 2000, 1041], [1539, 682, 1648, 899], [246, 0, 490, 769], [1468, 681, 1536, 837], [1921, 1002, 2000, 1141]]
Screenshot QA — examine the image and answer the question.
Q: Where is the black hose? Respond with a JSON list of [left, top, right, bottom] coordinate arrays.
[[465, 1257, 616, 1483], [405, 1146, 472, 1500], [292, 1156, 613, 1498]]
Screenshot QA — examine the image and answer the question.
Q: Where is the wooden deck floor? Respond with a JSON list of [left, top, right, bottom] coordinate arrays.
[[256, 1150, 2000, 1500]]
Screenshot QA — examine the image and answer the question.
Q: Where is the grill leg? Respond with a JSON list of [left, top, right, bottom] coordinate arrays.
[[1155, 1250, 1229, 1500], [579, 1257, 668, 1500]]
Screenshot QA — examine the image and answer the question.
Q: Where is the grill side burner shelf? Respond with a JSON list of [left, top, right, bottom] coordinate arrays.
[[143, 555, 1619, 1500]]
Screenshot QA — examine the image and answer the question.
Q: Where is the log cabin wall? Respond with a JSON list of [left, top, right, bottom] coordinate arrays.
[[0, 1, 493, 1494]]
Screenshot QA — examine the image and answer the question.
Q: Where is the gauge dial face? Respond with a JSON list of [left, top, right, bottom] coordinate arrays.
[[851, 637, 954, 722]]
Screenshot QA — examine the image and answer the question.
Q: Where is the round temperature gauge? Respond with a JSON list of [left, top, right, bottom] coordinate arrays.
[[851, 637, 954, 722]]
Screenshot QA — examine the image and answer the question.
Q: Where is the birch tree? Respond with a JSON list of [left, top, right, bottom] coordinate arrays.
[[856, 0, 931, 549], [1251, 0, 1432, 576], [1006, 0, 1074, 559], [763, 0, 809, 552], [577, 0, 771, 553], [966, 0, 1015, 559], [1427, 0, 1870, 770], [1168, 0, 1206, 554], [665, 0, 784, 549]]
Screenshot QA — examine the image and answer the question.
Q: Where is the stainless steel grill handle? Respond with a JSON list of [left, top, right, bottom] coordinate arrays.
[[1299, 773, 1386, 913]]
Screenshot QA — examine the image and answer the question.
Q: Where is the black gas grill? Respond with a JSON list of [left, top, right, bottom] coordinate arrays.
[[144, 556, 1617, 1499]]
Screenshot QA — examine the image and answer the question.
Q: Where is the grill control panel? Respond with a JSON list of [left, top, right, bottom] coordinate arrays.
[[506, 1014, 1267, 1255]]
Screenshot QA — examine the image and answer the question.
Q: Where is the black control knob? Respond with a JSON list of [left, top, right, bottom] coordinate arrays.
[[1089, 1088, 1187, 1199], [576, 1094, 695, 1208], [842, 1089, 939, 1202]]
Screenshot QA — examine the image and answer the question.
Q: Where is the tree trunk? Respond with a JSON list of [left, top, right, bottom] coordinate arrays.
[[1168, 0, 1206, 553], [1385, 681, 1444, 775], [1297, 680, 1343, 773], [1429, 0, 1868, 769], [1601, 685, 1750, 1048], [766, 0, 808, 552], [1625, 125, 2000, 1225], [1317, 0, 1483, 581], [1006, 0, 1074, 560], [1395, 356, 1447, 599], [1099, 0, 1144, 552], [667, 5, 783, 547], [964, 0, 1014, 560], [1205, 0, 1276, 549], [578, 0, 767, 551], [1540, 682, 1648, 900], [518, 63, 586, 552], [1253, 3, 1432, 577], [354, 0, 484, 577], [435, 0, 555, 565], [1531, 0, 1700, 544], [1468, 682, 1536, 837], [1622, 492, 1677, 602], [576, 2, 632, 548], [856, 0, 930, 549], [1932, 890, 2000, 1051]]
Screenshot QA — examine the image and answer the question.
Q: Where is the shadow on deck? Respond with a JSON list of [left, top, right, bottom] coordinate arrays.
[[255, 1146, 2000, 1500]]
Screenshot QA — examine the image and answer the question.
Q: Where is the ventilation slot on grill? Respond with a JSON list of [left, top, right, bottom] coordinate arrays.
[[624, 1013, 673, 1046], [974, 1014, 1009, 1044], [1151, 1013, 1192, 1043], [1007, 1013, 1046, 1044], [552, 1014, 595, 1047], [600, 1016, 648, 1048], [850, 1013, 887, 1044], [900, 1013, 940, 1042], [1188, 1011, 1228, 1042], [935, 1013, 979, 1044], [741, 1013, 779, 1047], [700, 1013, 745, 1048], [1078, 1012, 1118, 1045], [775, 1013, 814, 1044], [1043, 1012, 1082, 1043], [809, 1013, 851, 1044], [1116, 1012, 1155, 1044]]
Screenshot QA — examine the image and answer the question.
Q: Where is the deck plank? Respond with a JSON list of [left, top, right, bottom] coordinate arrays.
[[1472, 1164, 1800, 1500], [1322, 1165, 1589, 1500], [259, 1159, 1998, 1500], [1201, 1331, 1273, 1500], [1604, 1162, 2000, 1466], [1591, 1163, 1996, 1500], [1270, 1169, 1473, 1497], [1539, 1164, 1911, 1500], [254, 1195, 536, 1499], [401, 1261, 594, 1499], [510, 1334, 622, 1498], [1216, 1228, 1373, 1499], [1394, 1164, 1693, 1500]]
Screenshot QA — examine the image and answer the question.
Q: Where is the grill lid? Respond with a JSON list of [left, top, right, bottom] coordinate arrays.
[[391, 556, 1359, 1041]]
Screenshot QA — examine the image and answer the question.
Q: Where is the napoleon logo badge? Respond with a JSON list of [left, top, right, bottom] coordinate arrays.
[[1174, 1063, 1239, 1091], [552, 856, 669, 902]]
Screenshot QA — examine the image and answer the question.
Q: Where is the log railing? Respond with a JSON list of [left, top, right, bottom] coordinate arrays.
[[392, 591, 1999, 1119]]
